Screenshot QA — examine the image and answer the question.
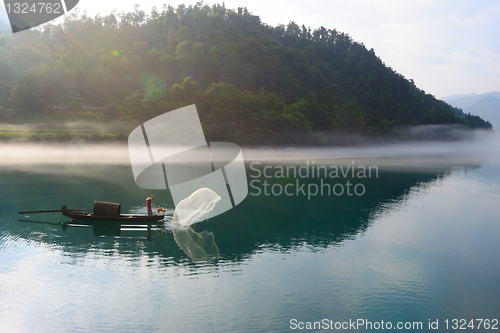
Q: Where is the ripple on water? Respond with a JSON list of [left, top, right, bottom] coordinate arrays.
[[0, 230, 20, 251]]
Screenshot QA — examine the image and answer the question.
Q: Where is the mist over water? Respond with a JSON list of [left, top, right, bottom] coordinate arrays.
[[0, 143, 131, 165], [1, 128, 499, 332], [0, 128, 497, 170]]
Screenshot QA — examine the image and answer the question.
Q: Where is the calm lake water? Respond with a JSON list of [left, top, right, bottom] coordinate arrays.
[[1, 139, 499, 332]]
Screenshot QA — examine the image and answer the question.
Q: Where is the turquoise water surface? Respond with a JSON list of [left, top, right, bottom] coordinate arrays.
[[0, 141, 499, 332]]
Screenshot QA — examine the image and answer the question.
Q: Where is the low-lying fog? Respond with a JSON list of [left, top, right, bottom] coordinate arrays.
[[0, 129, 497, 172]]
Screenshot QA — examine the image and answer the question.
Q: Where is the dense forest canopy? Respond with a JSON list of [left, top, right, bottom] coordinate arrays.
[[0, 3, 492, 144]]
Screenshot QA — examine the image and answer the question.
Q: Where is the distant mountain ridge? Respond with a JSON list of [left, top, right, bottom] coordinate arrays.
[[442, 92, 500, 127], [463, 96, 500, 127], [442, 91, 500, 109]]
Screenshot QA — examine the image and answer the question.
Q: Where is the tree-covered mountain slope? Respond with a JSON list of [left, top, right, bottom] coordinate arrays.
[[0, 3, 491, 144]]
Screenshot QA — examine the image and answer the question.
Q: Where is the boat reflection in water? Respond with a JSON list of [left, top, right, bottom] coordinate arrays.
[[18, 187, 223, 261], [18, 218, 164, 237]]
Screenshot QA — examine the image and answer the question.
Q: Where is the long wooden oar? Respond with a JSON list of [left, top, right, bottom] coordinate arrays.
[[18, 208, 90, 214]]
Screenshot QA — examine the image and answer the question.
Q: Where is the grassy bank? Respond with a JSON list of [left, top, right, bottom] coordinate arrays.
[[0, 130, 127, 142], [0, 117, 131, 142]]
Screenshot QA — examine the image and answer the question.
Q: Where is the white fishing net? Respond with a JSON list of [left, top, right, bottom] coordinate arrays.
[[171, 187, 221, 261], [171, 187, 221, 227]]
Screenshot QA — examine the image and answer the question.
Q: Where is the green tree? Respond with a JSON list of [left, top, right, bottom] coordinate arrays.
[[69, 93, 85, 109], [8, 73, 46, 115]]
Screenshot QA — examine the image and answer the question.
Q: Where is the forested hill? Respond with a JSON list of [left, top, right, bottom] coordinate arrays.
[[0, 4, 492, 144]]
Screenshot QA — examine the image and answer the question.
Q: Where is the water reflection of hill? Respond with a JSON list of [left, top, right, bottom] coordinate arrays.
[[204, 168, 457, 259], [0, 161, 481, 265]]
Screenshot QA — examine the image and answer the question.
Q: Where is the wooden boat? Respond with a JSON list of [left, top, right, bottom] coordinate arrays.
[[61, 201, 164, 223]]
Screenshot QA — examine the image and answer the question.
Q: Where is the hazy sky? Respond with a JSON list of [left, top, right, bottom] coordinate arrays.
[[1, 0, 499, 98]]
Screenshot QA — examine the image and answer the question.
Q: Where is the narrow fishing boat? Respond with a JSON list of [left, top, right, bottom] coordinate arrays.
[[61, 201, 164, 223]]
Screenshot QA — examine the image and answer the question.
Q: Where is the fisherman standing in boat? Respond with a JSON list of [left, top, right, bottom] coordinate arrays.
[[146, 195, 155, 216]]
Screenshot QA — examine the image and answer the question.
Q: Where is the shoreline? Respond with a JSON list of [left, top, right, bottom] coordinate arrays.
[[0, 125, 495, 145], [0, 131, 127, 143]]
